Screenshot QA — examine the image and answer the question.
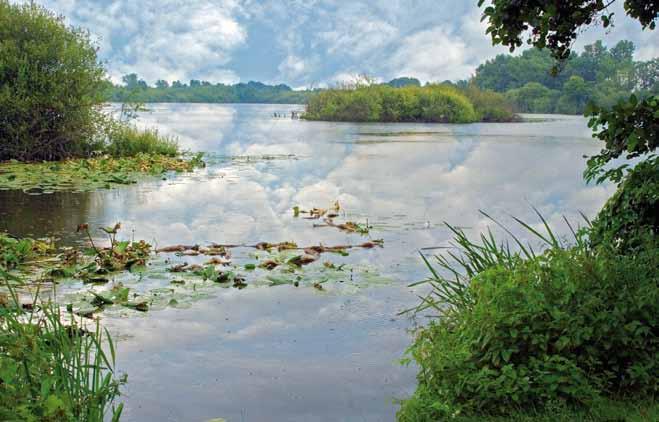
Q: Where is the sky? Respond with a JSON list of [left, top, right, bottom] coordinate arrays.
[[17, 0, 659, 88]]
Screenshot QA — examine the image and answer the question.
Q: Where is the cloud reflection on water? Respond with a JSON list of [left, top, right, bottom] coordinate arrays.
[[0, 105, 615, 421]]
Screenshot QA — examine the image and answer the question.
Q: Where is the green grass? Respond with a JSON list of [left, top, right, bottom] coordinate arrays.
[[0, 280, 124, 421]]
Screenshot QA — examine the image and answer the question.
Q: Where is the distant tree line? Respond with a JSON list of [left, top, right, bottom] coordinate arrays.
[[107, 40, 656, 116], [108, 77, 312, 104], [468, 40, 658, 114]]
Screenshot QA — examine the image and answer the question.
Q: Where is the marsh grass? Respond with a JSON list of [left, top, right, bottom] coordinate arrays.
[[407, 208, 570, 317], [0, 279, 124, 421], [101, 120, 179, 158]]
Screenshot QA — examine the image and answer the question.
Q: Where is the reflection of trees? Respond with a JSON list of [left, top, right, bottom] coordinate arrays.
[[0, 191, 94, 243]]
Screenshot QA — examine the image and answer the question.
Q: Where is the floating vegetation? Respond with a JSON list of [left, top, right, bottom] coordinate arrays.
[[0, 152, 205, 193], [357, 131, 449, 137], [0, 232, 55, 270], [293, 201, 341, 219], [315, 220, 372, 235], [293, 201, 373, 235], [229, 154, 298, 162], [1, 219, 388, 318]]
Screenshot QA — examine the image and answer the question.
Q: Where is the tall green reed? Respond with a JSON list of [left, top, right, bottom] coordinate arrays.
[[407, 208, 589, 317], [0, 274, 124, 421]]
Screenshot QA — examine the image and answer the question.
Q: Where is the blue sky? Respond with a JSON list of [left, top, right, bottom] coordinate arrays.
[[22, 0, 659, 87]]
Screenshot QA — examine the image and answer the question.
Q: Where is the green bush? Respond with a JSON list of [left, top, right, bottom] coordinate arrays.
[[0, 1, 106, 161], [304, 84, 496, 123], [399, 223, 658, 420], [589, 157, 658, 252]]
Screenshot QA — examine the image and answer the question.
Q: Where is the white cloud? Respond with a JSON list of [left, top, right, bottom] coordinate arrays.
[[387, 27, 471, 82], [278, 54, 311, 80], [13, 0, 659, 85], [21, 0, 247, 84]]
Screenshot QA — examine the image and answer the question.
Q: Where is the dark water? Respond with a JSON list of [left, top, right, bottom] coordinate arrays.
[[0, 104, 613, 422]]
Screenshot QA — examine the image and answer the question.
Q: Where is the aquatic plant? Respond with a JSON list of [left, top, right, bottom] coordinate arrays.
[[0, 233, 55, 271], [0, 281, 125, 421], [0, 153, 205, 193]]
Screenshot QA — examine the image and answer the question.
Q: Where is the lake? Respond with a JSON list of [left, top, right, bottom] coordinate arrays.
[[0, 104, 614, 422]]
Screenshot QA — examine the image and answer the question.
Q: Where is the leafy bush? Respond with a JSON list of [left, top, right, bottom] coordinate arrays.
[[304, 84, 496, 123], [0, 282, 124, 421], [589, 156, 658, 252], [101, 119, 179, 157], [0, 1, 106, 161], [399, 220, 658, 420]]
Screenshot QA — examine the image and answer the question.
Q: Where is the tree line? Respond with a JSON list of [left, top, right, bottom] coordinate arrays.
[[469, 40, 658, 114], [108, 77, 311, 104], [108, 40, 656, 116]]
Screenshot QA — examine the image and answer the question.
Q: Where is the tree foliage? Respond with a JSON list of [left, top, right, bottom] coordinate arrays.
[[472, 40, 657, 114], [109, 79, 310, 104], [585, 96, 659, 183], [479, 0, 658, 62], [0, 1, 106, 161]]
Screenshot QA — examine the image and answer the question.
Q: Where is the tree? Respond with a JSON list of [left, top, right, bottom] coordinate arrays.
[[122, 73, 147, 90], [387, 77, 421, 88], [557, 76, 592, 114], [479, 0, 658, 183], [0, 1, 106, 160], [505, 82, 558, 113], [634, 59, 659, 92], [155, 80, 169, 89], [610, 40, 635, 63]]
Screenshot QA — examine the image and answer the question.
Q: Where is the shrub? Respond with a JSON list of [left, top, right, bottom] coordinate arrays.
[[0, 1, 106, 161], [304, 84, 493, 123], [399, 220, 658, 420], [589, 156, 658, 252]]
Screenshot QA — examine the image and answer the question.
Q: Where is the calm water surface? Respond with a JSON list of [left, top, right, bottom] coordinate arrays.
[[0, 104, 614, 422]]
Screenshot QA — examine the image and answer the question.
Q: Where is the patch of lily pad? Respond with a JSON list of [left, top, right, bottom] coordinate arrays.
[[0, 152, 205, 193], [1, 221, 392, 318]]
